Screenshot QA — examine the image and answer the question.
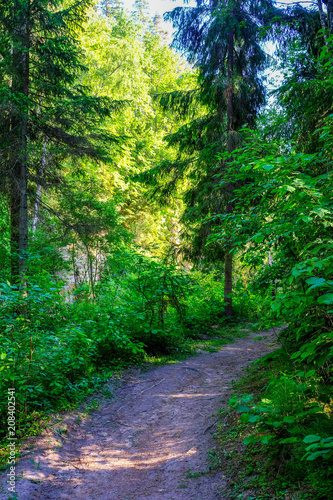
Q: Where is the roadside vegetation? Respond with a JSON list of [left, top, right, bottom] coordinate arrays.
[[214, 346, 333, 500], [0, 250, 259, 464]]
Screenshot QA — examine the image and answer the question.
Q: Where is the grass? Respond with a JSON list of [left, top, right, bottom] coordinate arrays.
[[191, 323, 255, 351]]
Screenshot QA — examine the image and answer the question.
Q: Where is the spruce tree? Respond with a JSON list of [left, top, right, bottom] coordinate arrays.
[[0, 0, 118, 282], [323, 0, 333, 34], [272, 2, 329, 152], [144, 0, 280, 316]]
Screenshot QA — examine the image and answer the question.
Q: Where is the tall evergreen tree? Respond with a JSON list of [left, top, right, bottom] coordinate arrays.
[[0, 0, 119, 282], [143, 0, 280, 315], [271, 2, 329, 152], [323, 0, 333, 33]]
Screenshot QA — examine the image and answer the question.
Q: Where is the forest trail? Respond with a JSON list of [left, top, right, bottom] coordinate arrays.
[[2, 331, 277, 500]]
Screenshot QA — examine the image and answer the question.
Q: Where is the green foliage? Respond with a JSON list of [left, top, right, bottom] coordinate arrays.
[[100, 250, 189, 353], [302, 435, 333, 461], [1, 3, 333, 499], [229, 377, 325, 450], [142, 0, 280, 264], [0, 3, 211, 453], [217, 351, 333, 499], [1, 246, 250, 449], [0, 266, 145, 443], [181, 269, 261, 336], [209, 113, 333, 371], [210, 83, 333, 489], [77, 8, 194, 258]]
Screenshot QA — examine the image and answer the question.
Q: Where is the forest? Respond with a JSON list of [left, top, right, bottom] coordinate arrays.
[[0, 0, 333, 498]]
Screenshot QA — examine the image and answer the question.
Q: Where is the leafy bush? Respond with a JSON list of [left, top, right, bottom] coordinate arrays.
[[209, 115, 333, 378], [222, 351, 333, 499], [0, 271, 146, 442], [0, 246, 254, 449]]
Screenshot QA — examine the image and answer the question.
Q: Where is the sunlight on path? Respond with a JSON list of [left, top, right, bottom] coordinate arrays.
[[0, 331, 277, 500]]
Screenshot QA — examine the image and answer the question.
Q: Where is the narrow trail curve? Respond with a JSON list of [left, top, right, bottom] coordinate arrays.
[[2, 331, 278, 500]]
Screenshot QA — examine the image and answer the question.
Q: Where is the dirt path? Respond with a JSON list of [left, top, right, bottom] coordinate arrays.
[[1, 330, 278, 500]]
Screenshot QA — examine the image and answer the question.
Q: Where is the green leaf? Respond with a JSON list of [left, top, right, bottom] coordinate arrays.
[[279, 437, 298, 444], [235, 404, 250, 412], [306, 277, 326, 289], [261, 435, 274, 445], [248, 415, 261, 423], [315, 352, 329, 367], [311, 207, 330, 217], [321, 442, 333, 448], [244, 435, 260, 446], [271, 301, 280, 312], [318, 293, 333, 305], [301, 216, 312, 223], [262, 164, 275, 171], [307, 451, 330, 461], [241, 394, 254, 403], [283, 416, 295, 424], [303, 435, 321, 444]]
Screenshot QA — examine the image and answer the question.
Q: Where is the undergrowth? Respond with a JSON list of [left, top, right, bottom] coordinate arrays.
[[0, 253, 259, 468], [214, 347, 333, 500]]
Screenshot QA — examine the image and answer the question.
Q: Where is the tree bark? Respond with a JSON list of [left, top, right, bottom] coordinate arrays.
[[10, 1, 30, 282], [10, 178, 20, 280], [326, 0, 333, 34], [224, 241, 233, 317], [317, 0, 329, 45], [226, 31, 234, 140]]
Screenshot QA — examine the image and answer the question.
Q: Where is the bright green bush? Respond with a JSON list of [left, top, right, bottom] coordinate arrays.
[[0, 271, 147, 441], [209, 116, 333, 377]]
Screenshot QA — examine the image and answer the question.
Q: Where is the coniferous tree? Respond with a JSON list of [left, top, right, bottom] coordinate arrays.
[[271, 2, 330, 152], [0, 0, 119, 282], [323, 0, 333, 33], [144, 0, 281, 316]]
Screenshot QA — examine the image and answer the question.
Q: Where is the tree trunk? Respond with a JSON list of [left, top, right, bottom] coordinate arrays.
[[326, 0, 333, 34], [317, 0, 329, 45], [224, 28, 234, 317], [226, 31, 234, 141], [224, 247, 233, 317], [10, 1, 30, 282], [10, 178, 20, 280], [19, 123, 28, 277]]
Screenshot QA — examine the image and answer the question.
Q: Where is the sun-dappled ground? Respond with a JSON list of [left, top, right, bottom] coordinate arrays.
[[0, 330, 278, 500]]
